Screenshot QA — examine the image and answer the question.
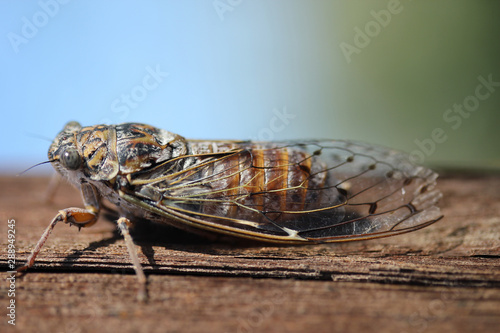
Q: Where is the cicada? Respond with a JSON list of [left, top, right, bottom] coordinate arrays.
[[18, 122, 442, 300]]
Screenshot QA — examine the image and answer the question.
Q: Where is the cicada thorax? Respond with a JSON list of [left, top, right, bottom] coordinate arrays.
[[114, 123, 189, 174], [69, 123, 190, 181]]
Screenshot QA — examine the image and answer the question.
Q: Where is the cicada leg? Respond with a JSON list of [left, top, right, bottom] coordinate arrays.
[[43, 172, 62, 204], [18, 182, 101, 272], [18, 181, 149, 302], [117, 217, 148, 302], [16, 207, 98, 272]]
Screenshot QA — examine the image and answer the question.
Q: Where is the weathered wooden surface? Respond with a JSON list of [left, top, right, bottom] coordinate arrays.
[[1, 174, 499, 332]]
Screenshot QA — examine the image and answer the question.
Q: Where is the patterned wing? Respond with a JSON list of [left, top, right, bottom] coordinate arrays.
[[120, 140, 442, 243]]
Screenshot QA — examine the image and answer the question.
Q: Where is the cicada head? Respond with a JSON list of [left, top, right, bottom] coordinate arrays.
[[48, 121, 119, 184]]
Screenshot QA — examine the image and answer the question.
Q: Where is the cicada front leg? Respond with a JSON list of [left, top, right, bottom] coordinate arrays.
[[17, 181, 148, 301], [16, 207, 98, 271], [17, 182, 101, 272]]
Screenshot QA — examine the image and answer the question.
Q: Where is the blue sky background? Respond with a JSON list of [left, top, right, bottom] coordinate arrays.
[[1, 0, 499, 174]]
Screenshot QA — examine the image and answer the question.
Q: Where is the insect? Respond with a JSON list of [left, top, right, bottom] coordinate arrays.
[[18, 121, 443, 300]]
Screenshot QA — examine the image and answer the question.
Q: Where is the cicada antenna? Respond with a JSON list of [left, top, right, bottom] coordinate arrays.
[[17, 160, 61, 203], [24, 131, 53, 142], [17, 160, 53, 176]]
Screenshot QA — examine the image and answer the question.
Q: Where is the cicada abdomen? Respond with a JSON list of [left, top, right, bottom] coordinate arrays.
[[126, 138, 442, 243]]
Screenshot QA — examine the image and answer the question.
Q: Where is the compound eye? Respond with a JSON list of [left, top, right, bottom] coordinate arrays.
[[60, 147, 81, 170]]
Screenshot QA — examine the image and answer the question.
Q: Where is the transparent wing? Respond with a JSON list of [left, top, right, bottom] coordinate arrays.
[[121, 140, 442, 244]]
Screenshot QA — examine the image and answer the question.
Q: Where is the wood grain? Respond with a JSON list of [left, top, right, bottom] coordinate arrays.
[[1, 173, 499, 332]]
